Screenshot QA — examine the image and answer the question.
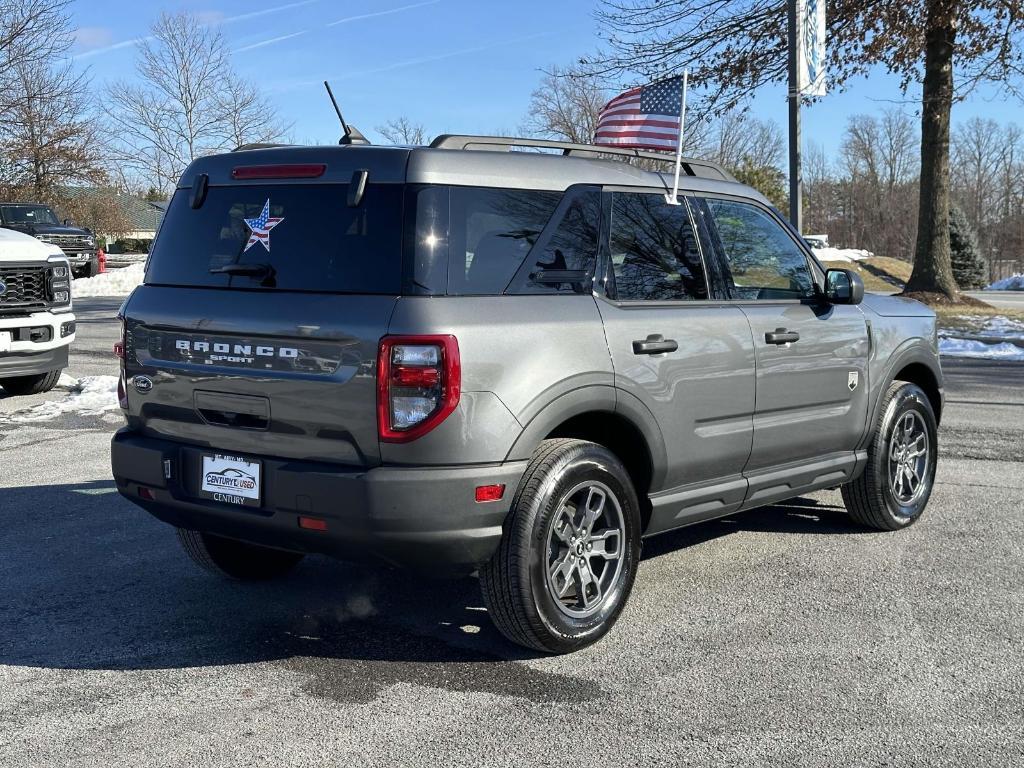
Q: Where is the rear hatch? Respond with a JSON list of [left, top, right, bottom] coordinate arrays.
[[122, 149, 409, 468]]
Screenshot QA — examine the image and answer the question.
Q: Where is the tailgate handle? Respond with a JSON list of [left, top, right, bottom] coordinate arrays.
[[194, 391, 270, 430]]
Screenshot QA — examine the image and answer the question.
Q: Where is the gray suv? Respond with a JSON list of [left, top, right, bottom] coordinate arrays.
[[110, 135, 943, 653]]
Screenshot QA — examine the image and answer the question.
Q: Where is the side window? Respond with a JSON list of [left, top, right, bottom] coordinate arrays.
[[508, 189, 601, 294], [609, 192, 708, 301], [704, 198, 814, 300], [447, 187, 561, 295]]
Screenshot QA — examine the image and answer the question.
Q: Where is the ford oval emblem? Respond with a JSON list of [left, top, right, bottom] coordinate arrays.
[[133, 375, 153, 394], [0, 278, 7, 297]]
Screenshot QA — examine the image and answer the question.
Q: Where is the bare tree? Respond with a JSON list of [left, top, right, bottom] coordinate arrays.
[[0, 61, 107, 200], [586, 0, 1024, 300], [0, 0, 73, 117], [375, 117, 428, 145], [522, 65, 609, 144], [107, 12, 288, 194]]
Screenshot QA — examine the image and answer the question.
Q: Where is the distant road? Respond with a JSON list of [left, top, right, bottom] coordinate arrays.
[[968, 290, 1024, 310]]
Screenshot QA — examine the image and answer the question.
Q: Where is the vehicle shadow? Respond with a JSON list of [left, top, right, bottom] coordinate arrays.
[[1, 480, 859, 701]]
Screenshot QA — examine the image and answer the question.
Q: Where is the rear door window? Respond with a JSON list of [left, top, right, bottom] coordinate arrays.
[[608, 192, 709, 301], [146, 184, 403, 293]]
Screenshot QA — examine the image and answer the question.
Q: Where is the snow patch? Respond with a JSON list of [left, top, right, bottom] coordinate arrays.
[[985, 274, 1024, 291], [72, 263, 145, 297], [939, 337, 1024, 361], [2, 375, 120, 422], [813, 246, 873, 263]]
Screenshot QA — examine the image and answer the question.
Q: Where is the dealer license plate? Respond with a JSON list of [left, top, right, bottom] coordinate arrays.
[[199, 453, 261, 508]]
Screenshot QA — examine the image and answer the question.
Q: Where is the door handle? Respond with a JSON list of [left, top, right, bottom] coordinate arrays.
[[765, 328, 800, 345], [632, 334, 679, 355]]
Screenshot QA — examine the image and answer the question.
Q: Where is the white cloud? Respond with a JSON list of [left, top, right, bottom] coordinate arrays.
[[73, 26, 114, 51]]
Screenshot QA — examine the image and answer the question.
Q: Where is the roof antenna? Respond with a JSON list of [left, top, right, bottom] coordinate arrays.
[[324, 80, 369, 145]]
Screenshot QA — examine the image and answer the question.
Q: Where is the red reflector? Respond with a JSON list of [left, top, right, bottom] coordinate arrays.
[[231, 164, 326, 180], [391, 364, 440, 388], [138, 486, 156, 500], [114, 341, 124, 359], [299, 516, 329, 532], [475, 484, 505, 503]]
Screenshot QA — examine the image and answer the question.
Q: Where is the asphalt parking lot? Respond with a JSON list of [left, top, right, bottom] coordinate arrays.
[[1, 298, 1022, 767]]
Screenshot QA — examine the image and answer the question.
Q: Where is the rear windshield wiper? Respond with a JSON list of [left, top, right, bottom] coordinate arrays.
[[210, 263, 275, 278]]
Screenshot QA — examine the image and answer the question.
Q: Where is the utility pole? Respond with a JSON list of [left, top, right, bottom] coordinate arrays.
[[787, 0, 802, 232]]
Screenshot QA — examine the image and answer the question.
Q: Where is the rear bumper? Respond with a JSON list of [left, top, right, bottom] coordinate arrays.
[[110, 429, 526, 574]]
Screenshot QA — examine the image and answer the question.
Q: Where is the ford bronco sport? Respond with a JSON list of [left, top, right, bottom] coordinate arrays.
[[110, 135, 943, 653], [0, 227, 75, 396]]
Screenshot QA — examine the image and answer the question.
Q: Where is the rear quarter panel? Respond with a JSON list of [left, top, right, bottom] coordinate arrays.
[[382, 295, 613, 465]]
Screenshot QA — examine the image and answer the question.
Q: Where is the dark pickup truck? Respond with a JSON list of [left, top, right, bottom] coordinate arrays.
[[0, 203, 99, 278]]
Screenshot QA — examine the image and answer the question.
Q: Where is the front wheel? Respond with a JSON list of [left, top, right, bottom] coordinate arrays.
[[177, 529, 304, 580], [480, 439, 642, 654], [0, 369, 63, 396], [842, 381, 938, 531]]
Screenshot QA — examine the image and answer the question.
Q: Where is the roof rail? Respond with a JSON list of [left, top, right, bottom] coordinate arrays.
[[429, 134, 735, 182]]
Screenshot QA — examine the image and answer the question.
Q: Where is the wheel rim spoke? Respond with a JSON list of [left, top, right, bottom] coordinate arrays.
[[589, 529, 621, 560]]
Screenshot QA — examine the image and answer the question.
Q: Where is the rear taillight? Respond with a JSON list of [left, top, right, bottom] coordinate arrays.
[[377, 335, 460, 442]]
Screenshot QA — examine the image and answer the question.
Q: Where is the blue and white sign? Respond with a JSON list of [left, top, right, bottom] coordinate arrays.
[[797, 0, 826, 97]]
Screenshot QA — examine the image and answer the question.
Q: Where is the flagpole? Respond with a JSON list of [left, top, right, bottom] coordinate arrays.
[[666, 69, 688, 206]]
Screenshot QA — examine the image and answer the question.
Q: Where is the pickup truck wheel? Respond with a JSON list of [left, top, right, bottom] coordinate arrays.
[[480, 439, 641, 654], [176, 529, 304, 580], [0, 369, 62, 396], [842, 381, 938, 531]]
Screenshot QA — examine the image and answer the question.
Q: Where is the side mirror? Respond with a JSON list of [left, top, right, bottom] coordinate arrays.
[[825, 268, 864, 305], [63, 218, 75, 227]]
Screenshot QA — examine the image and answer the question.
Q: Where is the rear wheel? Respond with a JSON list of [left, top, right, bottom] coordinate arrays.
[[480, 439, 642, 654], [176, 528, 304, 580], [0, 369, 62, 396], [842, 381, 938, 531]]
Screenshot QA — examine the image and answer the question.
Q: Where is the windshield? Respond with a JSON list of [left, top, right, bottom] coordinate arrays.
[[1, 204, 60, 226], [145, 183, 404, 293]]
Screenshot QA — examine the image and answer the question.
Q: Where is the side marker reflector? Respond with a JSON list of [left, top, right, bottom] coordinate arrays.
[[475, 484, 505, 503]]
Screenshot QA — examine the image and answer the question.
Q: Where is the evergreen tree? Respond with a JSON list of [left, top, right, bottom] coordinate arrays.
[[949, 205, 987, 289]]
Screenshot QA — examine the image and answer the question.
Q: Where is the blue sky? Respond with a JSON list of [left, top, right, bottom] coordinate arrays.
[[68, 0, 1024, 157]]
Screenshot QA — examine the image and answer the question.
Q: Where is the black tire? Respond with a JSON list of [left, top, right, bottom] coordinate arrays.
[[82, 256, 98, 278], [480, 438, 642, 654], [176, 528, 304, 580], [842, 381, 938, 531], [0, 369, 63, 396]]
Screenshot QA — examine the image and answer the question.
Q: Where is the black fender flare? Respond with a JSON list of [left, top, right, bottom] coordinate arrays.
[[860, 340, 943, 449], [505, 385, 668, 492]]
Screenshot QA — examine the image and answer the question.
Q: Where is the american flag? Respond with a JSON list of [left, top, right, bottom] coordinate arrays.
[[242, 198, 284, 253], [594, 77, 685, 152]]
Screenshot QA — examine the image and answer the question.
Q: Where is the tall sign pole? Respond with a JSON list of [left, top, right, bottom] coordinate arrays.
[[788, 0, 802, 233], [789, 0, 826, 233]]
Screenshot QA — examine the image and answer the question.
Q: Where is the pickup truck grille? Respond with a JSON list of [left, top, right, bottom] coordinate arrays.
[[0, 266, 48, 314], [38, 234, 94, 255]]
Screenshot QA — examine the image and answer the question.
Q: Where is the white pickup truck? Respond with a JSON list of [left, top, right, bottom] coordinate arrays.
[[0, 227, 75, 396]]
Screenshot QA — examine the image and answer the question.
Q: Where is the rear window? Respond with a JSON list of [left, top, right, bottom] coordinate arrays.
[[408, 185, 600, 296], [146, 184, 403, 293]]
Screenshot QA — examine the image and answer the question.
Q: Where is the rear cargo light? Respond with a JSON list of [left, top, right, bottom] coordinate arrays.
[[377, 335, 460, 442], [231, 164, 326, 180]]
